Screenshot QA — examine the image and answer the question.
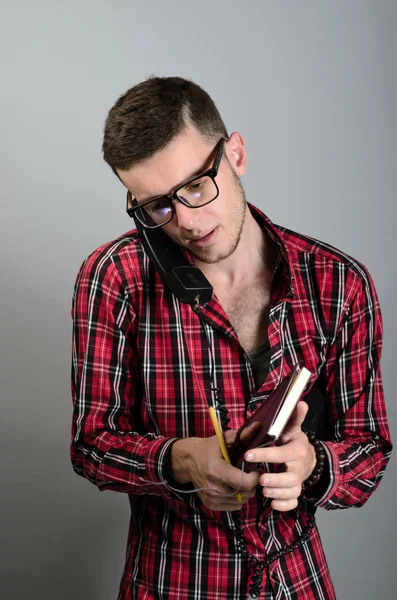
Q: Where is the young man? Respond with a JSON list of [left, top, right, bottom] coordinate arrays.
[[71, 77, 392, 599]]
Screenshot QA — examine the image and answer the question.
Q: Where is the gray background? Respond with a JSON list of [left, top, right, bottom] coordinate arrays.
[[0, 1, 396, 599]]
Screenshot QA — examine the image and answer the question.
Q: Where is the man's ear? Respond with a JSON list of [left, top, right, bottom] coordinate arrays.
[[224, 132, 247, 177]]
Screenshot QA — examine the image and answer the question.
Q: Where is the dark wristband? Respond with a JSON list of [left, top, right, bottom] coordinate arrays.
[[302, 433, 326, 491]]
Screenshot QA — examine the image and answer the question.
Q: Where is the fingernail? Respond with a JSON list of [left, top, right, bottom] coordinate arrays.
[[262, 476, 271, 486], [245, 452, 255, 461]]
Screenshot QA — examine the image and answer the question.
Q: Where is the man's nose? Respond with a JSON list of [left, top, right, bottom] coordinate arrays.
[[172, 200, 200, 230]]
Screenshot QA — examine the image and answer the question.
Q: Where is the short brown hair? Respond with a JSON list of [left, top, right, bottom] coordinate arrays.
[[102, 76, 228, 172]]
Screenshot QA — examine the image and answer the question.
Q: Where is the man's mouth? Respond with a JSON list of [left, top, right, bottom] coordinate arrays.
[[187, 227, 218, 247]]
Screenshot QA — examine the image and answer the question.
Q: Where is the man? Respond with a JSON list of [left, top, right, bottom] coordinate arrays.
[[71, 76, 392, 599]]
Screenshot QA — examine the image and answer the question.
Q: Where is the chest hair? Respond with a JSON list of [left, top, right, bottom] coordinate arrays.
[[215, 279, 271, 352]]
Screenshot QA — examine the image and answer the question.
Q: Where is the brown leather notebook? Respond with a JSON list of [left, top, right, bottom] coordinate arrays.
[[230, 364, 311, 472]]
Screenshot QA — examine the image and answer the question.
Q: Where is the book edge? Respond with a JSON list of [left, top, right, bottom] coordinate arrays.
[[268, 367, 312, 438]]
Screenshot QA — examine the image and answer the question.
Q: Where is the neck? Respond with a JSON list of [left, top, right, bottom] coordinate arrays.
[[194, 210, 273, 288]]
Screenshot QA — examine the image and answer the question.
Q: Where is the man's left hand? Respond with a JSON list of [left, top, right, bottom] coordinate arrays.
[[244, 401, 316, 512]]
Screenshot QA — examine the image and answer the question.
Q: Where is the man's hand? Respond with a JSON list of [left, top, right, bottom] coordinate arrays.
[[170, 433, 260, 511], [244, 401, 316, 512]]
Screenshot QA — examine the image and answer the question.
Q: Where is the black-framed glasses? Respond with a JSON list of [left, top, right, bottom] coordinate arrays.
[[126, 138, 226, 228]]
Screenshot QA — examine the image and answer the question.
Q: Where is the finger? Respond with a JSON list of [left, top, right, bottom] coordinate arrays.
[[244, 442, 299, 465], [262, 485, 302, 500], [259, 471, 299, 489], [224, 431, 235, 445], [281, 401, 309, 441], [239, 469, 260, 491], [217, 463, 260, 493], [199, 494, 245, 512], [270, 498, 299, 512], [224, 428, 239, 445], [203, 474, 238, 495], [241, 487, 258, 502], [204, 502, 242, 512], [202, 472, 258, 501], [200, 483, 257, 509], [239, 421, 262, 445]]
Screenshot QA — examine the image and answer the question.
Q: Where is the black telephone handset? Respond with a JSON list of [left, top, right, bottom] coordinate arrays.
[[132, 216, 213, 306]]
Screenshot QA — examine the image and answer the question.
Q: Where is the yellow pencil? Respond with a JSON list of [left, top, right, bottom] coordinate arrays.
[[208, 406, 243, 505]]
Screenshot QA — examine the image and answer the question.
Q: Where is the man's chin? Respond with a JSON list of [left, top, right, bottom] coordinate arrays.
[[190, 242, 239, 265]]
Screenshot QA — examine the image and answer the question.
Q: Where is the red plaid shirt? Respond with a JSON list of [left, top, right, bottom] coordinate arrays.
[[71, 205, 392, 599]]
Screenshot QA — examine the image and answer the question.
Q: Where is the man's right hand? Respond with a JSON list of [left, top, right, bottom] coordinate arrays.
[[170, 432, 260, 511]]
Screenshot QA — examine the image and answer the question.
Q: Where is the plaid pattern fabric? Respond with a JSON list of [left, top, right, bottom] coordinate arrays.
[[71, 205, 392, 599]]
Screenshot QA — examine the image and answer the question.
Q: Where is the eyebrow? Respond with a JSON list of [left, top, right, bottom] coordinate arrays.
[[138, 167, 206, 204]]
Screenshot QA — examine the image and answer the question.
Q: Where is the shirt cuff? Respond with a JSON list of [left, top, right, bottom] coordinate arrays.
[[303, 441, 336, 506], [147, 437, 195, 501]]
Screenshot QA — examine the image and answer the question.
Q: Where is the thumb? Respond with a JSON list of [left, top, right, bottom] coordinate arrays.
[[280, 401, 309, 442], [224, 428, 239, 445], [224, 421, 262, 447]]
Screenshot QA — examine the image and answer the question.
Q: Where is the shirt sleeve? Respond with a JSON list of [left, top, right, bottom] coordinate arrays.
[[70, 251, 180, 501], [310, 265, 392, 509]]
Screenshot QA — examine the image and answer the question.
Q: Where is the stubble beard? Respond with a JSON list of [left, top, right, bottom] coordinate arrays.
[[189, 179, 248, 265]]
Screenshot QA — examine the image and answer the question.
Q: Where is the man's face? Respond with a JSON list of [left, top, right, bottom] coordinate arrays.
[[117, 126, 248, 265]]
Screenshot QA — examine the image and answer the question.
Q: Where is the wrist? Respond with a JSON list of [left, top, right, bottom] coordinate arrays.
[[302, 434, 326, 492], [307, 441, 317, 479], [170, 438, 197, 484]]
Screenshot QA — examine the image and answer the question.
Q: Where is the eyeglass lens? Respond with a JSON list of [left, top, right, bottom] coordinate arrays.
[[136, 175, 217, 227]]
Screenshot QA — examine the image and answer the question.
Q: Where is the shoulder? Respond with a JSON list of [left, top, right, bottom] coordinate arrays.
[[74, 228, 144, 289], [72, 228, 150, 318], [273, 223, 383, 341], [251, 204, 376, 298], [275, 223, 378, 302], [71, 230, 146, 330], [277, 224, 368, 276], [271, 221, 382, 328]]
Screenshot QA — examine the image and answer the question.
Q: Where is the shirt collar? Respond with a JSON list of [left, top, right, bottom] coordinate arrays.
[[248, 203, 295, 298], [181, 202, 295, 298]]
